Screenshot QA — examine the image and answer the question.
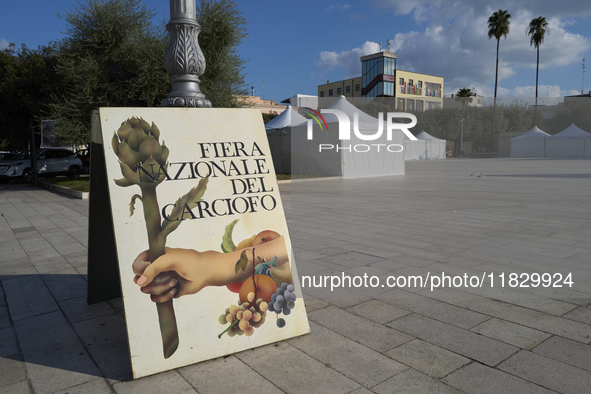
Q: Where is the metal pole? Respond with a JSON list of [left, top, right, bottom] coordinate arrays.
[[161, 0, 212, 108], [460, 111, 464, 156]]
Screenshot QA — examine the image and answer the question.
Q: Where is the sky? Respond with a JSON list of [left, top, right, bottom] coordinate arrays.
[[1, 0, 590, 104]]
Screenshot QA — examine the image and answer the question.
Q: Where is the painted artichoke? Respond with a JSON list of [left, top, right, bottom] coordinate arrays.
[[112, 117, 169, 186]]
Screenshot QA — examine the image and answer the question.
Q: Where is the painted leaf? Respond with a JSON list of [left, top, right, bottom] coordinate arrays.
[[129, 194, 142, 216], [234, 250, 249, 274], [221, 219, 239, 253], [161, 177, 209, 235]]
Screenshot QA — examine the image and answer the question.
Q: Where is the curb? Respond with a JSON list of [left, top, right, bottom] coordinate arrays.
[[38, 181, 89, 199]]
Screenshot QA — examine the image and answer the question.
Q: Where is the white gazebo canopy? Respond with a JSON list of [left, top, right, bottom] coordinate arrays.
[[291, 96, 405, 179], [546, 123, 591, 157], [416, 130, 446, 159], [510, 126, 550, 157], [265, 105, 307, 132]]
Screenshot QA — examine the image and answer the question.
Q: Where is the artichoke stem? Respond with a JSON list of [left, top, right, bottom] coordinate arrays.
[[140, 183, 179, 358]]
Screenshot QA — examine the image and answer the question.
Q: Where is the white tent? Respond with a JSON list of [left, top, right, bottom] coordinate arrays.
[[265, 106, 307, 173], [545, 123, 591, 157], [265, 105, 307, 131], [404, 133, 427, 160], [416, 130, 446, 159], [510, 126, 550, 157], [291, 96, 405, 179]]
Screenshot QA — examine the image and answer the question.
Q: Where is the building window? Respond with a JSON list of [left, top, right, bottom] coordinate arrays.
[[337, 87, 342, 95], [418, 81, 422, 88], [346, 86, 351, 93], [397, 98, 405, 111], [416, 100, 424, 111], [355, 84, 360, 91], [425, 82, 441, 97], [407, 99, 415, 111], [329, 89, 333, 96], [320, 91, 324, 97], [409, 79, 414, 86], [399, 78, 404, 85]]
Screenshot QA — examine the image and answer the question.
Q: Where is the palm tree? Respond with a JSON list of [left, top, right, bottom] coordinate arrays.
[[488, 9, 511, 140], [527, 16, 550, 127], [456, 88, 475, 108]]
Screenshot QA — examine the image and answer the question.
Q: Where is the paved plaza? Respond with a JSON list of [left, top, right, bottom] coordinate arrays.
[[1, 157, 590, 393]]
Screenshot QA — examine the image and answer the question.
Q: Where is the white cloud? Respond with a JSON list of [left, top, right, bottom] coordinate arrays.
[[318, 1, 590, 97], [317, 41, 381, 77], [0, 39, 9, 50], [325, 4, 351, 12], [496, 85, 578, 98]]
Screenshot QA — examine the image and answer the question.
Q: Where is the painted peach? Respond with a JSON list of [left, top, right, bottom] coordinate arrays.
[[239, 274, 277, 304], [253, 230, 280, 246]]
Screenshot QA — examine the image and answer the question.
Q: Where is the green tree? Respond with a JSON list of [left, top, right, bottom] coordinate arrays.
[[48, 0, 249, 145], [262, 111, 279, 123], [48, 0, 170, 145], [526, 16, 550, 127], [488, 9, 511, 139], [546, 100, 591, 134], [197, 0, 249, 108], [0, 43, 59, 150]]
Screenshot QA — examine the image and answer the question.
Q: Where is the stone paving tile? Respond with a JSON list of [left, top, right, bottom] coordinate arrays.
[[384, 339, 470, 378], [531, 336, 591, 372], [0, 380, 31, 394], [53, 378, 111, 394], [302, 296, 330, 313], [346, 299, 410, 324], [498, 350, 591, 394], [470, 318, 552, 350], [301, 285, 372, 309], [60, 296, 118, 324], [443, 362, 555, 394], [348, 387, 374, 394], [387, 314, 519, 366], [14, 311, 101, 394], [320, 251, 386, 269], [0, 327, 19, 357], [3, 275, 59, 321], [288, 322, 407, 387], [440, 295, 591, 343], [41, 270, 88, 302], [562, 306, 591, 325], [72, 313, 132, 381], [372, 369, 461, 394], [235, 341, 360, 393], [113, 371, 196, 393], [309, 305, 413, 352], [178, 356, 283, 394], [375, 289, 490, 329], [0, 355, 27, 390]]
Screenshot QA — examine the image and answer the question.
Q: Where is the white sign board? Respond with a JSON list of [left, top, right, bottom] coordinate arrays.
[[98, 108, 309, 378]]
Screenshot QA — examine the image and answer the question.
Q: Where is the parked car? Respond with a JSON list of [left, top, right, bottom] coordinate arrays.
[[76, 148, 90, 174], [0, 151, 20, 161], [0, 148, 83, 183]]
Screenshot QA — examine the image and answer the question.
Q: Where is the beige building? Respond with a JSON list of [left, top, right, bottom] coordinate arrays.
[[317, 51, 444, 111], [237, 95, 286, 114]]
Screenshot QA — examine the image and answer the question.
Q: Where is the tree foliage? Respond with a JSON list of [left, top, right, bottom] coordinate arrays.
[[197, 0, 249, 108], [545, 100, 591, 134], [526, 16, 550, 127], [48, 0, 169, 145], [0, 43, 59, 150], [45, 0, 249, 145]]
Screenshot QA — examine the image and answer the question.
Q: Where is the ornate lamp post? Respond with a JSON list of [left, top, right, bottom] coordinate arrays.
[[161, 0, 212, 108]]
